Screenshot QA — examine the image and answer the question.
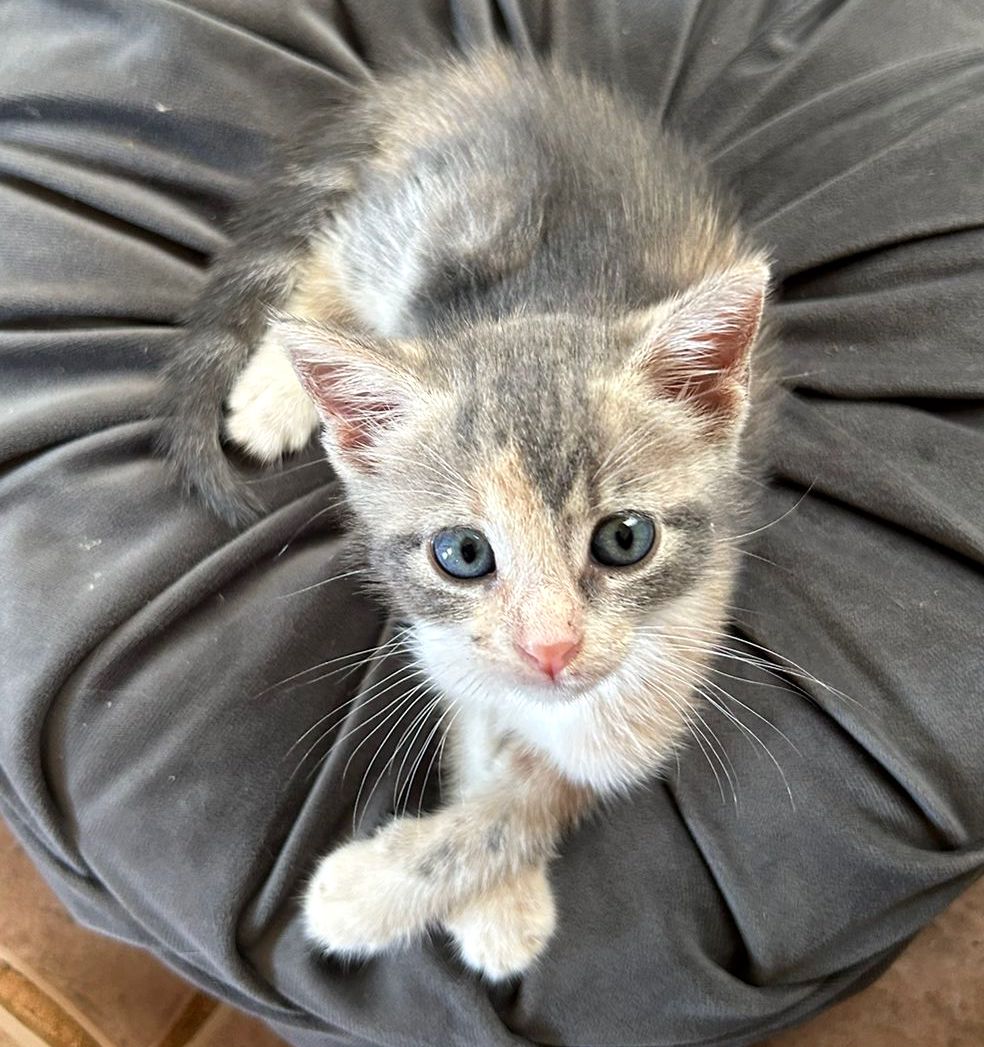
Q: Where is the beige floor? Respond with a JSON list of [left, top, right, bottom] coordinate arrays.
[[0, 818, 981, 1046]]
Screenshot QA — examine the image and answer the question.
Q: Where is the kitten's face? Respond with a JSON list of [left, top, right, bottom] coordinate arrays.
[[366, 383, 735, 704], [283, 263, 765, 709]]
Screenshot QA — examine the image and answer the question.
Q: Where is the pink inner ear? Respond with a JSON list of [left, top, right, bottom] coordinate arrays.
[[294, 358, 400, 458], [648, 280, 764, 422], [331, 396, 399, 452], [318, 383, 399, 452]]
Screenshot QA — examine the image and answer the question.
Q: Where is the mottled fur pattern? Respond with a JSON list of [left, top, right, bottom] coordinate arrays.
[[160, 50, 771, 978]]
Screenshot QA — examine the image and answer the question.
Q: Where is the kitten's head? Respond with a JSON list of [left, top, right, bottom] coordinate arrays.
[[278, 261, 767, 714]]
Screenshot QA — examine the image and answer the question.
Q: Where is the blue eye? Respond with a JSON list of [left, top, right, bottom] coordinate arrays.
[[590, 512, 657, 567], [432, 527, 496, 580]]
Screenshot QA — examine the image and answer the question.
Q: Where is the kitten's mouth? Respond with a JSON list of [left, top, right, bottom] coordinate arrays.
[[515, 666, 605, 700]]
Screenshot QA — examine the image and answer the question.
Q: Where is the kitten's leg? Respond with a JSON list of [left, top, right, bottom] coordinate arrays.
[[443, 860, 556, 980], [224, 331, 320, 461], [303, 746, 592, 974]]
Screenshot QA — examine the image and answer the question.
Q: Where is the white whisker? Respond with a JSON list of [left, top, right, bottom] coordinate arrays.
[[275, 497, 350, 558], [274, 565, 373, 601], [719, 483, 815, 544], [350, 681, 433, 830], [287, 664, 428, 784], [390, 694, 443, 812], [257, 629, 410, 698]]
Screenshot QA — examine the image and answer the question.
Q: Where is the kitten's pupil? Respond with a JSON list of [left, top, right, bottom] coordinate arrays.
[[615, 524, 633, 551], [461, 539, 477, 563]]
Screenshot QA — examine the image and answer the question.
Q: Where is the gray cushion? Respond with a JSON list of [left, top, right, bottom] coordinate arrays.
[[1, 2, 982, 1045]]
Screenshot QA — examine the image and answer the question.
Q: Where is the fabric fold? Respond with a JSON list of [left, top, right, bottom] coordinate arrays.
[[0, 1, 981, 1045]]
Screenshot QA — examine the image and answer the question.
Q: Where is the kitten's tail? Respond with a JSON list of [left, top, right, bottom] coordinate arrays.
[[156, 95, 372, 527], [157, 324, 265, 528]]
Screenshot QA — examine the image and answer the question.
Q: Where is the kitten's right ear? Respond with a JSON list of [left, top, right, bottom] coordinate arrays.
[[274, 318, 418, 470]]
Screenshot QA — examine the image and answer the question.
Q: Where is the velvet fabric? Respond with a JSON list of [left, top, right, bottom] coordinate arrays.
[[1, 2, 982, 1045]]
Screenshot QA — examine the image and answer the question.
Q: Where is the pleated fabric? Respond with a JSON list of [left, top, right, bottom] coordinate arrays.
[[0, 2, 982, 1045]]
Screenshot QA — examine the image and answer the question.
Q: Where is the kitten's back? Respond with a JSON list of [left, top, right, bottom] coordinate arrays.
[[330, 51, 751, 338], [161, 49, 767, 525]]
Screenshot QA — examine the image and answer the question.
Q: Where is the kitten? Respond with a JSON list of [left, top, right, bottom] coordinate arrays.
[[160, 49, 770, 979]]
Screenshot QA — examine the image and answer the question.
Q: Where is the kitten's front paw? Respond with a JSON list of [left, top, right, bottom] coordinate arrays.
[[444, 863, 556, 981], [225, 339, 320, 462], [303, 835, 426, 958]]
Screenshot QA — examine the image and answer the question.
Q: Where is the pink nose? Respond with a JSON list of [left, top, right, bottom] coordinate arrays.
[[518, 638, 581, 680]]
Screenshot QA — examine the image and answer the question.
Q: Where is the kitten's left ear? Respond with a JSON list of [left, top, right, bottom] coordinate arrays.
[[625, 259, 769, 433], [274, 317, 421, 471]]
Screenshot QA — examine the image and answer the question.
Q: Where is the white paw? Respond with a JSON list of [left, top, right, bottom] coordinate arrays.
[[444, 864, 556, 981], [303, 835, 427, 958], [225, 336, 320, 461]]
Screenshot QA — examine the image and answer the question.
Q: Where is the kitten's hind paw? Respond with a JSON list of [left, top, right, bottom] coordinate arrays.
[[225, 338, 320, 462], [444, 863, 556, 981]]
